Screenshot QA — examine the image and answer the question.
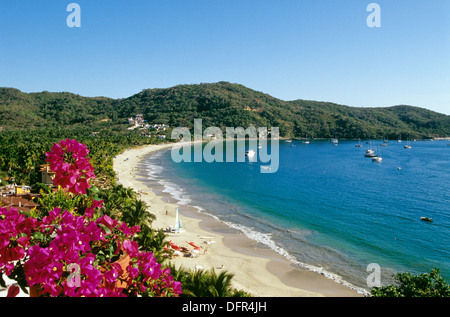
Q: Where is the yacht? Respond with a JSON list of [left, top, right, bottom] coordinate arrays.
[[364, 140, 377, 157], [404, 139, 412, 149], [372, 156, 382, 163], [245, 150, 256, 157], [355, 138, 363, 147], [302, 134, 310, 144], [372, 147, 382, 162], [364, 149, 377, 157]]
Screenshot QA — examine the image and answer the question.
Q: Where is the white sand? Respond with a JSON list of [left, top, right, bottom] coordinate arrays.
[[113, 143, 361, 297]]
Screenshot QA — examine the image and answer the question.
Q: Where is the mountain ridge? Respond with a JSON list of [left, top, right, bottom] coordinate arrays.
[[1, 82, 448, 139]]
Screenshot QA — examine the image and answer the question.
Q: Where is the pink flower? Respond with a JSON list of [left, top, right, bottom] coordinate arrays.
[[92, 199, 104, 209], [46, 139, 96, 195], [122, 240, 139, 258]]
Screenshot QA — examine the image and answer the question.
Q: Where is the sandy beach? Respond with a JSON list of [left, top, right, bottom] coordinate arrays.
[[113, 142, 363, 297]]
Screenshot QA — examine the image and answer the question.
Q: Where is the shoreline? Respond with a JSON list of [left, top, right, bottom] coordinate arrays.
[[113, 142, 363, 297]]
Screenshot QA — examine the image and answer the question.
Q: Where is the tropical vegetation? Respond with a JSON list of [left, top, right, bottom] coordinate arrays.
[[371, 268, 450, 297]]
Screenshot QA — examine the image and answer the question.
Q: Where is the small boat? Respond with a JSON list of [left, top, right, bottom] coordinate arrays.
[[284, 139, 292, 143], [331, 137, 338, 144], [398, 134, 402, 143], [421, 217, 433, 223], [172, 208, 185, 233], [364, 141, 377, 157], [372, 147, 382, 162], [303, 134, 310, 144], [404, 139, 412, 149], [355, 138, 363, 147], [372, 156, 382, 162], [383, 137, 389, 144], [364, 149, 377, 157], [245, 150, 255, 157]]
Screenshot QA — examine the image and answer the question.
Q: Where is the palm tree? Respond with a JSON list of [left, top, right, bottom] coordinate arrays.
[[207, 270, 236, 297], [122, 198, 155, 227], [166, 265, 251, 297], [135, 226, 171, 263]]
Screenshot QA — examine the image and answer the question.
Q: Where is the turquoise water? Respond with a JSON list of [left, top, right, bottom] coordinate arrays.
[[144, 140, 450, 292]]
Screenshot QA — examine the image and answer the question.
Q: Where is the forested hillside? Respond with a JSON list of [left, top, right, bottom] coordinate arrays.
[[1, 82, 448, 139]]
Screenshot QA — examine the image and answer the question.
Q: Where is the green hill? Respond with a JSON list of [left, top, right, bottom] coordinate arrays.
[[1, 82, 448, 139]]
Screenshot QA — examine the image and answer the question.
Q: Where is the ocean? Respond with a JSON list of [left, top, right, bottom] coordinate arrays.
[[141, 139, 450, 293]]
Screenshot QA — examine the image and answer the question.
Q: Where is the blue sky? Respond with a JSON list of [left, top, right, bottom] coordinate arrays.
[[1, 0, 449, 114]]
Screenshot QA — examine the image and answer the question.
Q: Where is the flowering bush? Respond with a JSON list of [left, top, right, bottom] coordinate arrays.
[[46, 138, 96, 195], [0, 139, 181, 297]]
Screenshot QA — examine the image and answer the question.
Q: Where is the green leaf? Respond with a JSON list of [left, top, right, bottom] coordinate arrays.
[[32, 232, 44, 240], [98, 223, 112, 235], [0, 274, 6, 288]]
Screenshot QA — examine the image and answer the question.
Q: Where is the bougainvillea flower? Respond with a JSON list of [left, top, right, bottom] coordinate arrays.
[[46, 139, 96, 195], [122, 240, 139, 258]]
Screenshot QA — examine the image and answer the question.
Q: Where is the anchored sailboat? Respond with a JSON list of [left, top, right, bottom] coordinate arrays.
[[404, 138, 412, 149]]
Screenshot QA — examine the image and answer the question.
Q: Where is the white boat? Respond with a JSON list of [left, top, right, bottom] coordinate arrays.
[[372, 147, 382, 162], [355, 138, 363, 147], [398, 134, 402, 143], [284, 139, 292, 143], [172, 208, 185, 233], [364, 141, 377, 157], [331, 137, 338, 145], [372, 156, 382, 162], [404, 139, 412, 149], [303, 134, 310, 144], [245, 150, 256, 157], [364, 149, 377, 157]]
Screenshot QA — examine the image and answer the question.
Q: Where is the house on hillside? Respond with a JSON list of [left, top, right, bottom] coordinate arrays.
[[40, 164, 56, 185], [128, 114, 144, 125], [0, 195, 39, 213], [14, 185, 31, 195], [135, 114, 144, 125]]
